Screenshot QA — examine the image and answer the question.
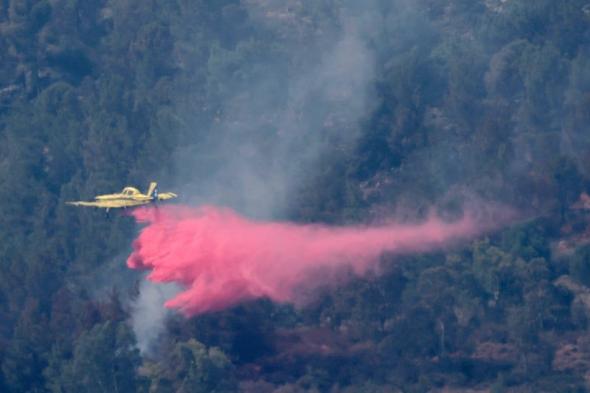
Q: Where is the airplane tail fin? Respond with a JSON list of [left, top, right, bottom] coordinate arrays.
[[147, 182, 158, 198]]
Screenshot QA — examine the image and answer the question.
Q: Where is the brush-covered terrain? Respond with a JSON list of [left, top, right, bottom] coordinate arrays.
[[1, 0, 590, 392]]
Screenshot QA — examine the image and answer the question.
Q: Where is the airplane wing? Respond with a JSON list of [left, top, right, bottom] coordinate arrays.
[[66, 199, 148, 208]]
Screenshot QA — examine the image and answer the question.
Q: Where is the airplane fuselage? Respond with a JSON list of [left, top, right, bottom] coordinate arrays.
[[66, 182, 177, 211]]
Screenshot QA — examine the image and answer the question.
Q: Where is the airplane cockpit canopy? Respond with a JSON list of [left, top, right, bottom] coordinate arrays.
[[121, 187, 141, 196]]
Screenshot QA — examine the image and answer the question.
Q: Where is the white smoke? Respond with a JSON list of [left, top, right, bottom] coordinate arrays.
[[131, 279, 181, 354]]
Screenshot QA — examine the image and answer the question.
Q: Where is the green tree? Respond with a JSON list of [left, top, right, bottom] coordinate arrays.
[[53, 321, 145, 393], [148, 339, 236, 393], [570, 245, 590, 287], [2, 299, 50, 393]]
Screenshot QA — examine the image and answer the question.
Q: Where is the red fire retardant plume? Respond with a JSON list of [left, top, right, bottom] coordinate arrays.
[[127, 206, 479, 316]]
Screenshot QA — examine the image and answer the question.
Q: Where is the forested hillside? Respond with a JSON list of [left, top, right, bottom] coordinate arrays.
[[1, 0, 590, 391]]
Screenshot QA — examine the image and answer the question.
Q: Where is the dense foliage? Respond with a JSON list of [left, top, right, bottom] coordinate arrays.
[[1, 0, 590, 391]]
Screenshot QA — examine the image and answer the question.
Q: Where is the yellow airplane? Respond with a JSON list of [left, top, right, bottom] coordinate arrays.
[[67, 182, 177, 213]]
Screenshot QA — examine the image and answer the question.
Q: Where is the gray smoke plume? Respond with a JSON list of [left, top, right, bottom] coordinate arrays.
[[132, 279, 181, 353], [172, 2, 378, 218]]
